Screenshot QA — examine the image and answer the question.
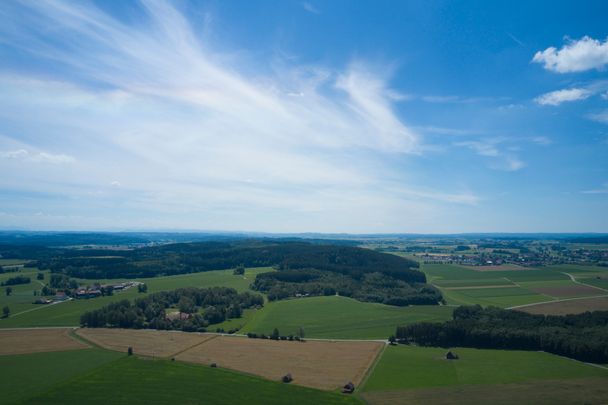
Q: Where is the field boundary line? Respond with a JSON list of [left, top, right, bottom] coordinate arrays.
[[169, 334, 219, 358], [357, 342, 387, 398]]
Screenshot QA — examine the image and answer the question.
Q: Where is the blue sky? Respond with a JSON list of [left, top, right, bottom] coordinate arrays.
[[0, 0, 607, 233]]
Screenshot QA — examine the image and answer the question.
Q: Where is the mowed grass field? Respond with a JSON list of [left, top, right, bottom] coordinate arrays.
[[17, 354, 362, 405], [0, 267, 273, 328], [361, 345, 608, 404], [241, 295, 454, 339], [422, 263, 608, 309], [0, 348, 123, 404]]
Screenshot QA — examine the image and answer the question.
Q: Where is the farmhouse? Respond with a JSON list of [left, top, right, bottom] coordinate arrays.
[[75, 288, 102, 299], [54, 292, 69, 301]]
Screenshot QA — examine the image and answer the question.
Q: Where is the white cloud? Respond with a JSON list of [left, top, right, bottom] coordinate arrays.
[[0, 148, 74, 164], [533, 36, 608, 73], [302, 2, 320, 14], [454, 138, 528, 172], [534, 88, 591, 106]]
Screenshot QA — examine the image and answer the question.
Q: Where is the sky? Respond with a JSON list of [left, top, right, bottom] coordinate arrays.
[[0, 0, 607, 233]]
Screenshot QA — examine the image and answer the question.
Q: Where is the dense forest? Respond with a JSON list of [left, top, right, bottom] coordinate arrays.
[[24, 241, 423, 282], [395, 305, 608, 363], [80, 287, 264, 332], [252, 269, 441, 306]]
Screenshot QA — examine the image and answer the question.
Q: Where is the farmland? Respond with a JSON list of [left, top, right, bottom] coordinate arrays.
[[241, 295, 453, 339], [76, 328, 216, 357], [0, 327, 86, 355], [10, 352, 362, 405], [421, 262, 608, 311], [361, 345, 608, 404], [175, 335, 383, 390], [0, 348, 123, 404]]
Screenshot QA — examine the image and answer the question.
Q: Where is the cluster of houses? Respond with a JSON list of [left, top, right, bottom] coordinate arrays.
[[74, 281, 142, 299], [34, 280, 143, 305]]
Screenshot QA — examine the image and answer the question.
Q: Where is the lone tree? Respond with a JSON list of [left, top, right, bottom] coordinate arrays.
[[5, 287, 12, 296], [2, 306, 9, 318], [137, 283, 148, 293], [271, 328, 280, 340], [298, 326, 305, 340], [37, 273, 44, 280], [127, 347, 133, 356]]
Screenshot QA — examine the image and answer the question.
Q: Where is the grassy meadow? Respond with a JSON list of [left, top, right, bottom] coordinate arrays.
[[241, 295, 453, 339]]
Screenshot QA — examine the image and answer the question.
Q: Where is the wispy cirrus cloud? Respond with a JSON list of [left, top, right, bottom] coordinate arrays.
[[0, 149, 75, 164], [0, 0, 479, 232], [533, 36, 608, 73]]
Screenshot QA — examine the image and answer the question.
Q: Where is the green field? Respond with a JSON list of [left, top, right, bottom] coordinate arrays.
[[17, 354, 361, 405], [241, 295, 454, 339], [0, 349, 123, 404], [363, 345, 608, 392], [0, 267, 273, 328]]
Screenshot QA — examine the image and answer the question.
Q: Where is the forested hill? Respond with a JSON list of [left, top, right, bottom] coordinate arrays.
[[19, 241, 423, 282]]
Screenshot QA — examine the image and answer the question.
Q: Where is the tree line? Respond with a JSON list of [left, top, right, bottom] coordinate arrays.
[[1, 275, 31, 286], [80, 287, 264, 332], [395, 305, 608, 363], [252, 269, 442, 306]]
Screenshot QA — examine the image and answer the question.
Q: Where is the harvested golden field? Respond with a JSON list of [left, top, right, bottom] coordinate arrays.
[[517, 296, 608, 315], [0, 328, 88, 355], [176, 336, 383, 390], [361, 377, 608, 405], [76, 328, 215, 358]]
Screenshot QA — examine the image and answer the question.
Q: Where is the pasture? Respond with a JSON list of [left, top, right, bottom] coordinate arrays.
[[0, 327, 87, 355], [175, 335, 383, 390], [241, 295, 453, 339]]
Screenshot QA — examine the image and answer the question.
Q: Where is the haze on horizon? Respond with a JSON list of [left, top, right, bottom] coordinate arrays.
[[0, 0, 607, 233]]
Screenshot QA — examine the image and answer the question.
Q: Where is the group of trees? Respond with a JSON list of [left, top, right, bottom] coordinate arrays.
[[0, 275, 31, 286], [395, 305, 608, 363], [252, 269, 442, 306], [80, 287, 264, 332]]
